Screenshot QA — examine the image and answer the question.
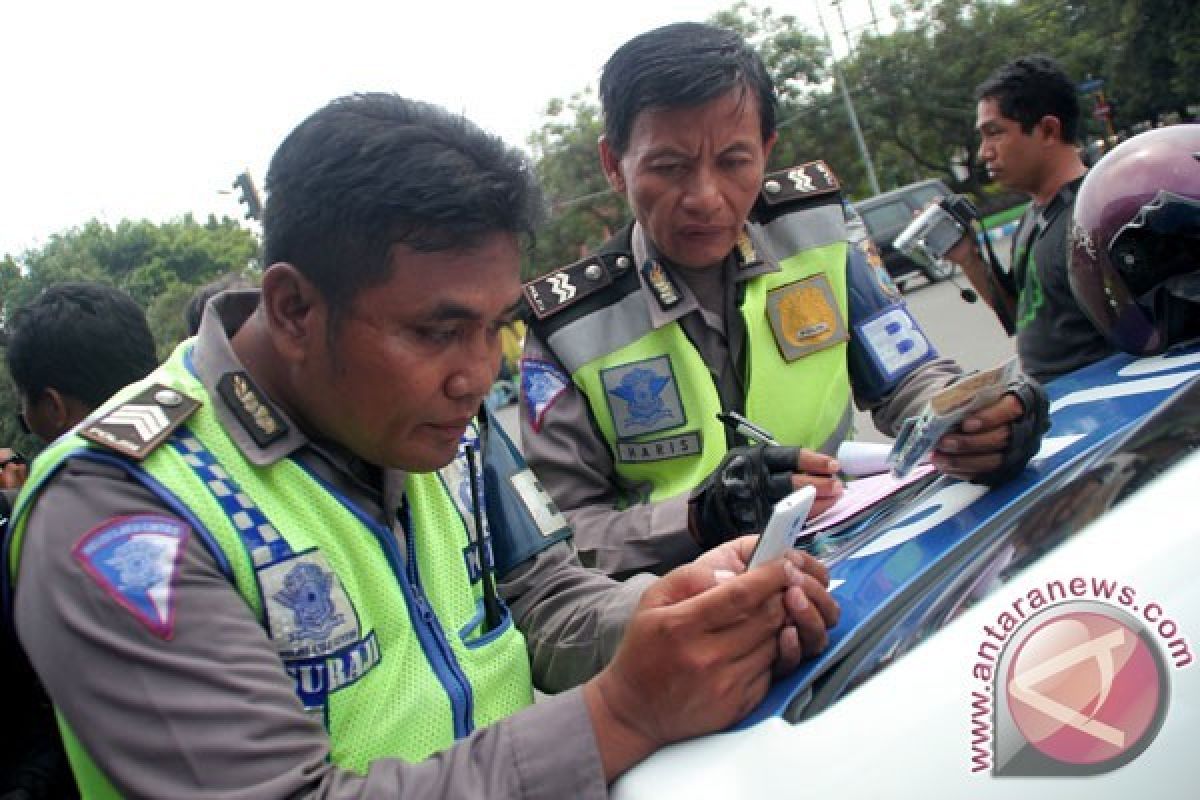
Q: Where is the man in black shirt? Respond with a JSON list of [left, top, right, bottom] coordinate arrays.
[[947, 56, 1114, 383]]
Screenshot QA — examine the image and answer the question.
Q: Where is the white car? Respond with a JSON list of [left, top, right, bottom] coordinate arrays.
[[616, 343, 1200, 798]]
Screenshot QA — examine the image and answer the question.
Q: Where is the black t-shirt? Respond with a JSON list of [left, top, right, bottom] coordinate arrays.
[[1010, 176, 1115, 383]]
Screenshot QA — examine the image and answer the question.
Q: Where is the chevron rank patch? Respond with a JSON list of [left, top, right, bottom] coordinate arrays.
[[759, 161, 841, 207], [73, 514, 189, 639], [523, 256, 613, 319], [520, 358, 570, 432], [80, 384, 200, 461]]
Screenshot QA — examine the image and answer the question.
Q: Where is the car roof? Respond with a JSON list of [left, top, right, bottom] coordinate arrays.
[[615, 446, 1200, 798], [615, 341, 1200, 798], [854, 178, 950, 211]]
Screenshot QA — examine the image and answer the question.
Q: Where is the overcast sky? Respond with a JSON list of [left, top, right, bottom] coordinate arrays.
[[1, 0, 895, 259]]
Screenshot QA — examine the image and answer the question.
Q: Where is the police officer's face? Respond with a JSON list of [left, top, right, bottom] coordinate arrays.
[[600, 89, 776, 270], [302, 233, 522, 472], [976, 97, 1049, 195]]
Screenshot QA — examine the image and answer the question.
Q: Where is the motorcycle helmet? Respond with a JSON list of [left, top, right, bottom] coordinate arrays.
[[1067, 124, 1200, 355]]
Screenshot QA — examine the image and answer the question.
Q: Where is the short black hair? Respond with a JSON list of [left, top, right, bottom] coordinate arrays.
[[599, 22, 777, 155], [262, 93, 544, 318], [976, 55, 1081, 143], [6, 282, 158, 409], [184, 273, 254, 335]]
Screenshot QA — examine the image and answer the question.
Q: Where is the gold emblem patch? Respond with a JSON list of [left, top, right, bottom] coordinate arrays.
[[765, 275, 848, 361]]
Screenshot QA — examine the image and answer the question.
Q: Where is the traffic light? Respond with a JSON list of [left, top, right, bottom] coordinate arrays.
[[232, 171, 263, 221]]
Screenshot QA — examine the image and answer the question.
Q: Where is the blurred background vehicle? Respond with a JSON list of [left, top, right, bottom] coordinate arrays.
[[853, 179, 957, 288]]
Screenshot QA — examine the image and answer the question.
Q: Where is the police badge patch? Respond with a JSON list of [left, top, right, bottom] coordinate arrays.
[[73, 514, 189, 639], [765, 275, 849, 362], [259, 551, 361, 661], [601, 355, 686, 439], [520, 358, 570, 433]]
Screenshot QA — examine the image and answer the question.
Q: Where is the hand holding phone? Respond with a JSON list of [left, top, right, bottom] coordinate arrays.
[[747, 486, 817, 569]]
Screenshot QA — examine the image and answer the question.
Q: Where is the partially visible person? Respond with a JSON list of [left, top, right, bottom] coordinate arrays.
[[3, 282, 156, 800], [1066, 124, 1200, 354], [0, 448, 27, 492], [184, 273, 255, 336], [946, 55, 1115, 383], [520, 22, 1050, 579], [7, 282, 159, 444]]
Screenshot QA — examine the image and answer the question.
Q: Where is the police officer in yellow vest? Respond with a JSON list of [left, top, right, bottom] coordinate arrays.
[[5, 94, 839, 798], [520, 23, 1051, 579]]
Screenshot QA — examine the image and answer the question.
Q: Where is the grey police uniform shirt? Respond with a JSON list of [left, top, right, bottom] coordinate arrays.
[[13, 289, 652, 800], [1010, 175, 1114, 383], [521, 221, 962, 579]]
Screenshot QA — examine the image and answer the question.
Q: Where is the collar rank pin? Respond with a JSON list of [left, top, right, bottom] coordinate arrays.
[[642, 259, 682, 310], [217, 371, 288, 447]]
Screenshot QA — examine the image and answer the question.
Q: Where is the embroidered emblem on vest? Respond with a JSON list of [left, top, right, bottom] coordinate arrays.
[[261, 552, 361, 660], [601, 355, 685, 439], [520, 358, 570, 433], [273, 562, 347, 642], [73, 514, 188, 639], [217, 372, 288, 448], [641, 260, 682, 311], [80, 384, 200, 460], [765, 275, 849, 362]]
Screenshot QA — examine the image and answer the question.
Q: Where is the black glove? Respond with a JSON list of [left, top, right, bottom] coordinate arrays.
[[687, 445, 799, 550], [974, 378, 1051, 487]]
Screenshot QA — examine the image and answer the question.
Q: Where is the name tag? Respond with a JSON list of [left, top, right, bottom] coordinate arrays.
[[616, 432, 702, 463]]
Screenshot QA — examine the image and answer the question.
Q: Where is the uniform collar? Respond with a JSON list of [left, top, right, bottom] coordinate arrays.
[[190, 289, 308, 467], [629, 221, 780, 329]]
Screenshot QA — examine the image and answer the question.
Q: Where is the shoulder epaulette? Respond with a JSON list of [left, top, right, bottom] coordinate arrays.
[[759, 161, 841, 205], [522, 252, 635, 320], [79, 383, 200, 461]]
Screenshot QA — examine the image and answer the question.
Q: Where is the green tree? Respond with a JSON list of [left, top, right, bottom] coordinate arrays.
[[0, 215, 259, 452]]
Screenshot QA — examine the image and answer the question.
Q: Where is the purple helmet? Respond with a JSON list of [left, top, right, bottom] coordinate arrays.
[[1067, 124, 1200, 355]]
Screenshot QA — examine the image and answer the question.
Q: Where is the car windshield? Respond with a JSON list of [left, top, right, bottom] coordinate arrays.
[[860, 201, 911, 234], [786, 375, 1200, 723]]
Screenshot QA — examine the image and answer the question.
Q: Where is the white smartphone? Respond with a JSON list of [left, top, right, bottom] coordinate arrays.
[[747, 485, 817, 569]]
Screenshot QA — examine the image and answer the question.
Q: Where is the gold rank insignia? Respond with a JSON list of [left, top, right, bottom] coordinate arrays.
[[641, 259, 682, 311], [217, 371, 288, 447], [765, 275, 849, 362], [80, 384, 200, 460], [735, 231, 760, 268]]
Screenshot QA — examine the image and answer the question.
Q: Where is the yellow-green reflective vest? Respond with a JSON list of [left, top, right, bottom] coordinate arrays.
[[9, 344, 533, 798], [557, 236, 851, 506]]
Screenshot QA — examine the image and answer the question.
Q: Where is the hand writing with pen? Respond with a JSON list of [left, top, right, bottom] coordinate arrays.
[[686, 413, 843, 551]]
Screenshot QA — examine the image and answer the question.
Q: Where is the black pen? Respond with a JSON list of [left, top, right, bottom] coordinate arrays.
[[716, 411, 780, 446]]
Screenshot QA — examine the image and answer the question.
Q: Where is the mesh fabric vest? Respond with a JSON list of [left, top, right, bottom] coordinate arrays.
[[9, 344, 534, 797]]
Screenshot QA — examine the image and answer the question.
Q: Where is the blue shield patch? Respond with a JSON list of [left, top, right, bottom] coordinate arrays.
[[273, 562, 346, 642], [521, 358, 570, 432], [73, 514, 188, 640], [601, 355, 686, 439], [260, 551, 360, 660]]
